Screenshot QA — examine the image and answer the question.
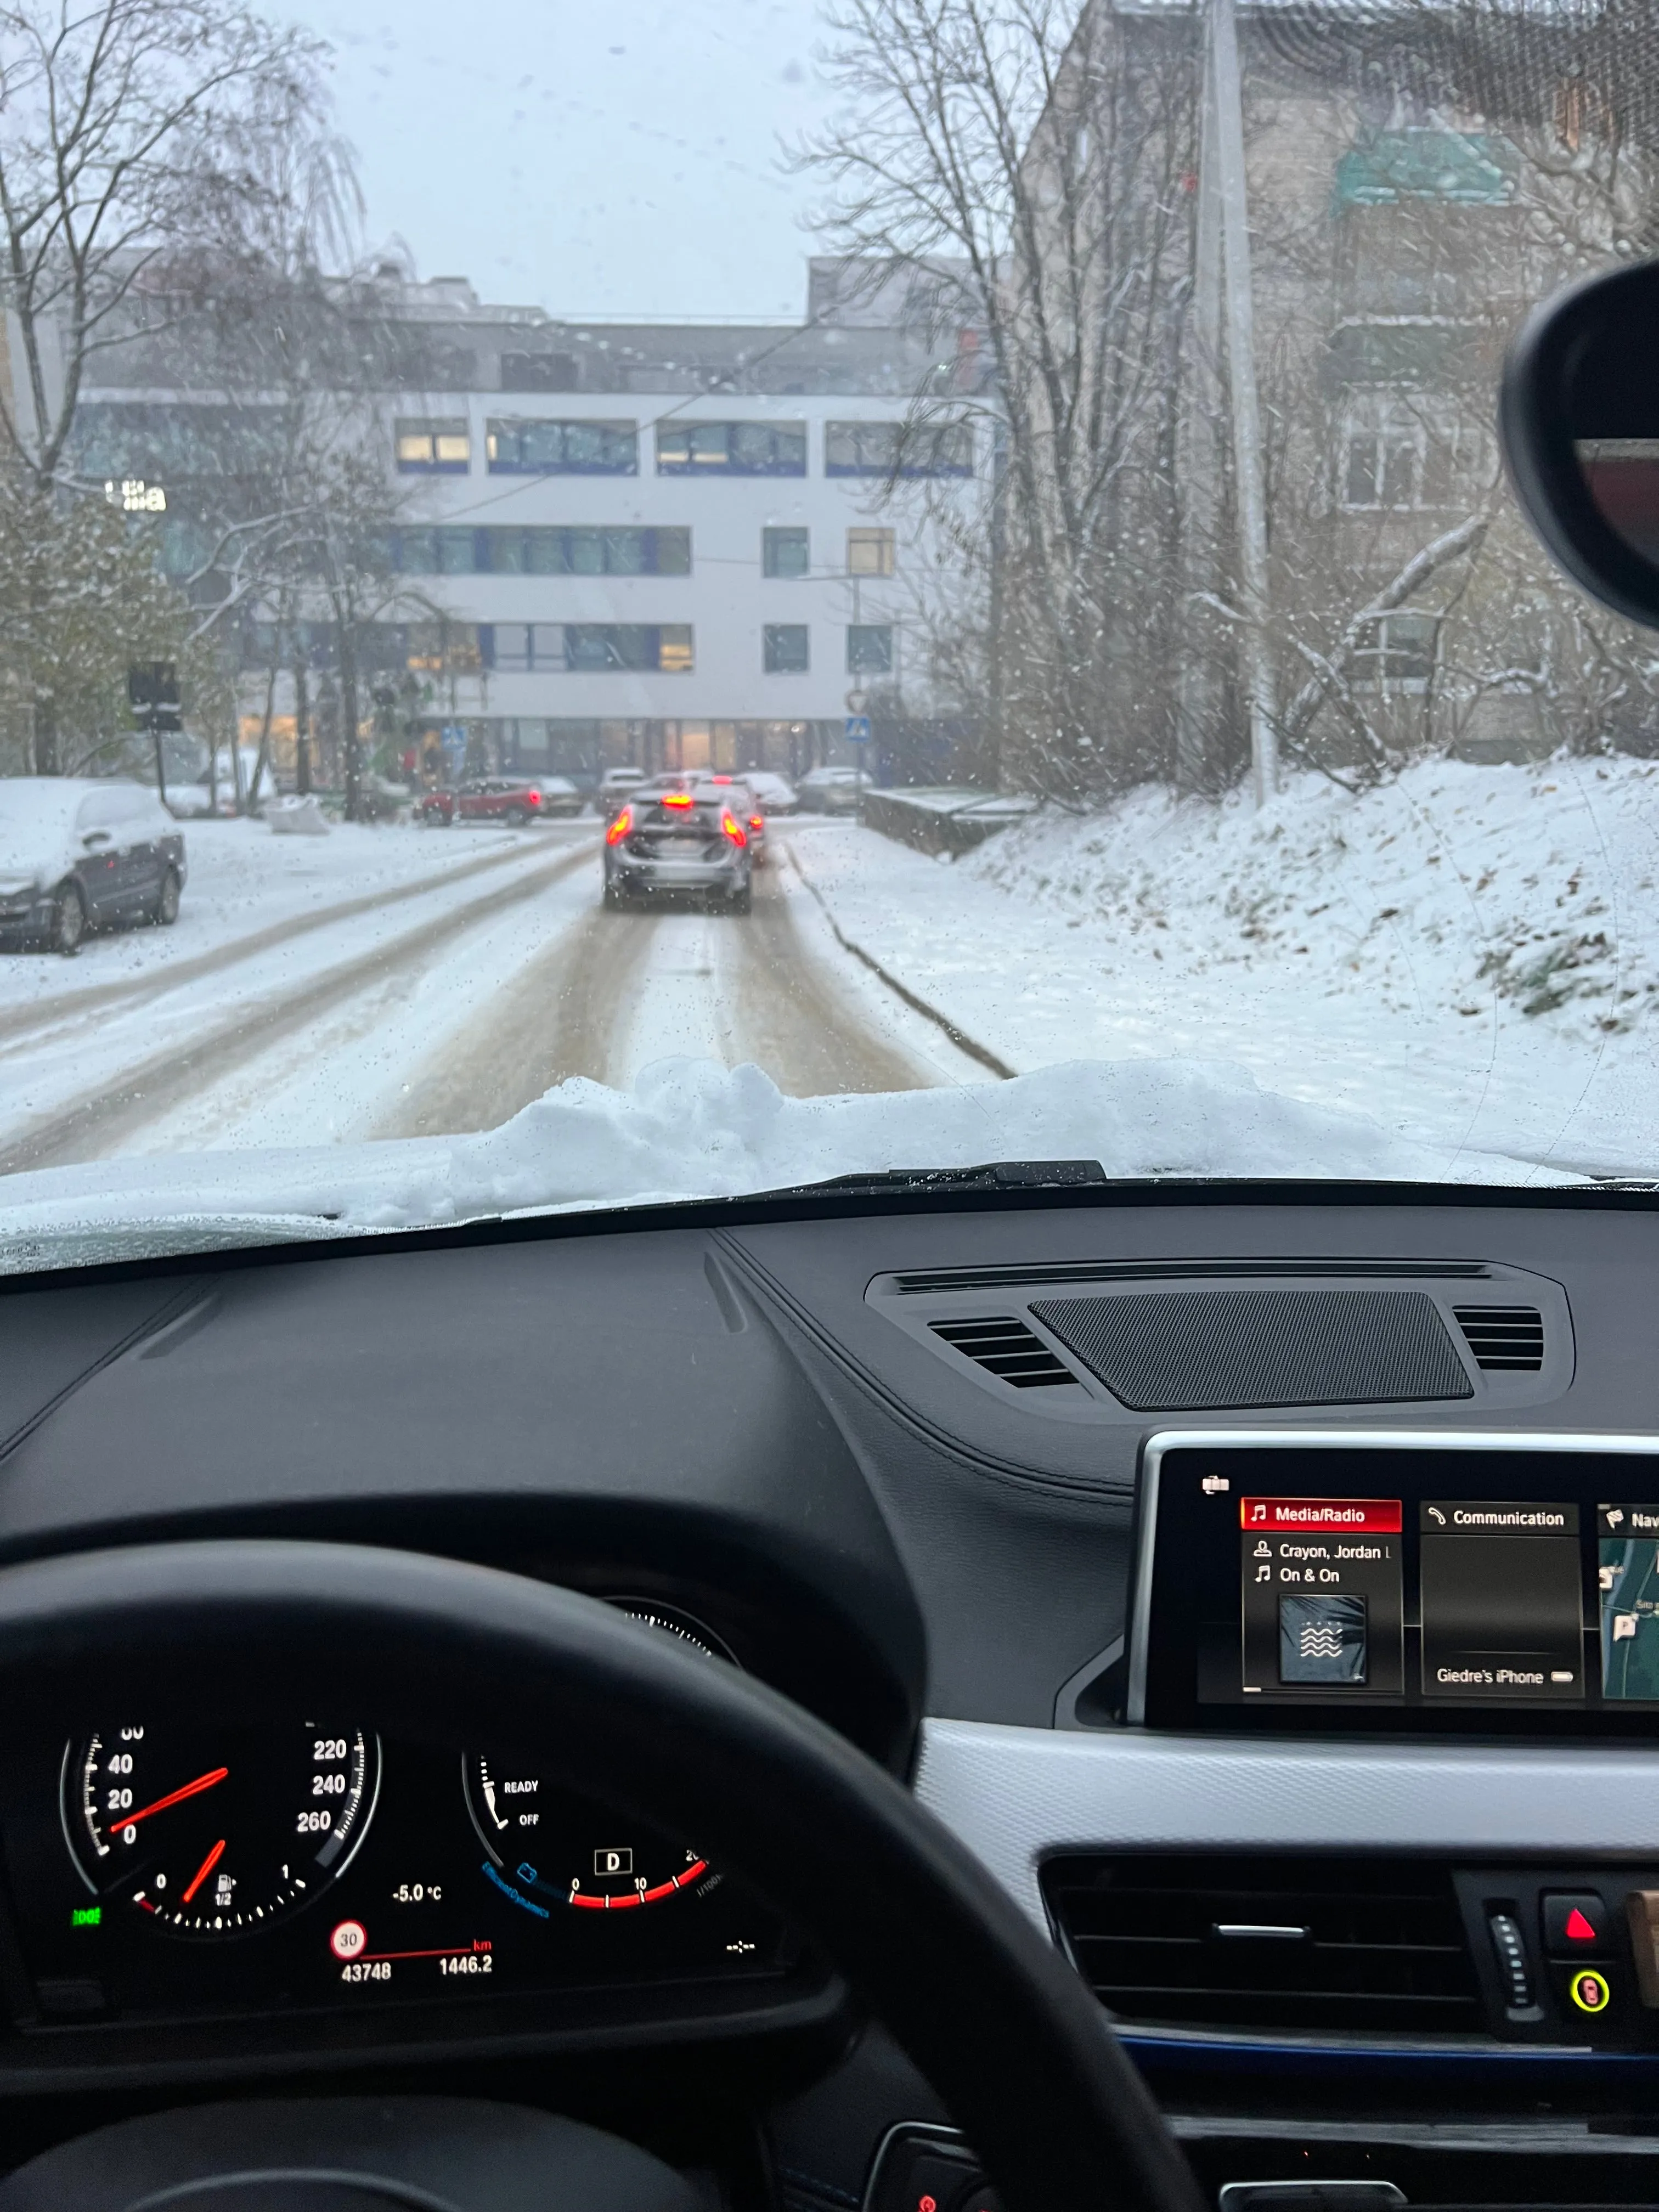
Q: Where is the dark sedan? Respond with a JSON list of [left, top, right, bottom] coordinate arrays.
[[0, 778, 187, 956]]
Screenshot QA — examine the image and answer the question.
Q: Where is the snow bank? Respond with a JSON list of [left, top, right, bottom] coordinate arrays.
[[0, 1054, 1535, 1269], [790, 755, 1659, 1176]]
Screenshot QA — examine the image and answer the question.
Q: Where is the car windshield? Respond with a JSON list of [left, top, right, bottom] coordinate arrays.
[[0, 0, 1651, 1268]]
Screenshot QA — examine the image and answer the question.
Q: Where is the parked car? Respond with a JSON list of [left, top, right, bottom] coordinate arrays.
[[603, 786, 753, 913], [533, 775, 585, 817], [419, 777, 554, 827], [693, 777, 769, 863], [743, 770, 799, 815], [0, 779, 187, 955], [591, 766, 647, 814], [797, 764, 864, 815]]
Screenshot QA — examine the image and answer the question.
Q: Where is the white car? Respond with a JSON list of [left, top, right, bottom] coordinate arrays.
[[743, 771, 799, 814]]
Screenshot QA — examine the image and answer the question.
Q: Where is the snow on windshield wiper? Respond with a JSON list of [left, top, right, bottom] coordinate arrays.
[[784, 1159, 1110, 1197]]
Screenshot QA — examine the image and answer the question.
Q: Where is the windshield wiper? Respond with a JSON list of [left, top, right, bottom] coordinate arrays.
[[781, 1159, 1110, 1198]]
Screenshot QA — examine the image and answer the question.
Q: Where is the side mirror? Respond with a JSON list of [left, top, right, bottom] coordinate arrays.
[[1502, 258, 1659, 630]]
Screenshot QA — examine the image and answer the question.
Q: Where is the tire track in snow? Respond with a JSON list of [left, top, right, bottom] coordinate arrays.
[[377, 861, 935, 1136], [0, 844, 594, 1173], [0, 831, 586, 1051]]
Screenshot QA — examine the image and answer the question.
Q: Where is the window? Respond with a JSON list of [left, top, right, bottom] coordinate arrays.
[[848, 527, 895, 577], [847, 624, 894, 675], [1339, 400, 1469, 511], [392, 527, 689, 575], [486, 419, 638, 474], [656, 421, 806, 476], [763, 527, 810, 578], [482, 624, 693, 674], [825, 420, 973, 477], [1351, 611, 1438, 692], [395, 419, 471, 473], [764, 624, 809, 673]]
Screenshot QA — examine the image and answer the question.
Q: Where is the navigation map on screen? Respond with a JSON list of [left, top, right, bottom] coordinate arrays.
[[1600, 1505, 1659, 1701]]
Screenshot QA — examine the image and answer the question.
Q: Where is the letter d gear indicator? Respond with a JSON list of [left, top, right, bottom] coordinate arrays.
[[461, 1754, 720, 1915]]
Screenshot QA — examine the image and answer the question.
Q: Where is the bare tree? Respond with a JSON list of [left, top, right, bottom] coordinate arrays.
[[0, 0, 330, 485], [797, 0, 1199, 801], [0, 0, 339, 772]]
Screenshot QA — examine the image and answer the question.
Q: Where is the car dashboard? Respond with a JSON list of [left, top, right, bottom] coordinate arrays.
[[5, 1183, 1659, 2205]]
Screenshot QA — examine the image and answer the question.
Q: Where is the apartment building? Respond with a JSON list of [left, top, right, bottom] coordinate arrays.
[[1015, 0, 1606, 782]]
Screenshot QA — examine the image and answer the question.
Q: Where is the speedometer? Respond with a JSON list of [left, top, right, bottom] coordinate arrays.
[[63, 1724, 380, 1938]]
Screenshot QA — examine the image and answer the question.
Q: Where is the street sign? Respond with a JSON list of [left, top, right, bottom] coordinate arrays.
[[845, 714, 872, 744], [128, 661, 182, 731]]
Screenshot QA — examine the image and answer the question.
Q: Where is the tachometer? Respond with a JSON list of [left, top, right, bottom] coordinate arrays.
[[63, 1724, 379, 1938]]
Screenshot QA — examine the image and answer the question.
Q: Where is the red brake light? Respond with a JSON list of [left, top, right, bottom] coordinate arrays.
[[606, 807, 633, 845], [748, 814, 764, 830], [662, 791, 694, 810], [710, 774, 733, 783], [721, 809, 747, 847], [528, 789, 541, 805]]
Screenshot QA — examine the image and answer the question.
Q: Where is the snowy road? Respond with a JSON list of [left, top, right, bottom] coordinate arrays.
[[0, 820, 975, 1175]]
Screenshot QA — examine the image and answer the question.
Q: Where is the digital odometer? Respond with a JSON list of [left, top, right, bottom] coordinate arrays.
[[63, 1724, 380, 1937]]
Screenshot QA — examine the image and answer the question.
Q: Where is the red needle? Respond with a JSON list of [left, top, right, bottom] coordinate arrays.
[[182, 1838, 225, 1904], [119, 1767, 228, 1831]]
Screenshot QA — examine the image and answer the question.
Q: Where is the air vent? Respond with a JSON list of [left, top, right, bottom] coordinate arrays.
[[929, 1316, 1075, 1389], [1031, 1289, 1472, 1410], [1044, 1854, 1481, 2038], [1453, 1305, 1545, 1372]]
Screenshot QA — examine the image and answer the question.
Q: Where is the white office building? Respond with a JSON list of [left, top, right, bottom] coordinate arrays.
[[69, 259, 984, 793], [374, 264, 981, 788]]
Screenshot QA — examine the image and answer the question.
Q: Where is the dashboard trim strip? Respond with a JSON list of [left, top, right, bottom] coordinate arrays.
[[1125, 1426, 1659, 1725], [913, 1713, 1659, 1936]]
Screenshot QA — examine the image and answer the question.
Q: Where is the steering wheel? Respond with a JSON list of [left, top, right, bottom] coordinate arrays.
[[0, 1542, 1205, 2212]]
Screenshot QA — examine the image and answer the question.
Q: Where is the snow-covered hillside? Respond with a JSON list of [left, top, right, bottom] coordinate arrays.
[[789, 757, 1659, 1178], [968, 755, 1659, 1042]]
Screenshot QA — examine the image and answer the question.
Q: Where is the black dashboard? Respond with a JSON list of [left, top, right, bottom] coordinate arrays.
[[7, 1182, 1659, 2200]]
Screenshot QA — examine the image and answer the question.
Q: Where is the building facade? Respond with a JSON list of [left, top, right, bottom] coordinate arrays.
[[74, 262, 983, 794]]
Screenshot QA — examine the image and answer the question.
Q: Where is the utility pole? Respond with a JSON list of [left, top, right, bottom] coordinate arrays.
[[1176, 15, 1226, 793], [1209, 0, 1278, 806]]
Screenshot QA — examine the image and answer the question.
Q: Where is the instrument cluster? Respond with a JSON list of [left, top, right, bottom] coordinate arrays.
[[0, 1611, 789, 2033]]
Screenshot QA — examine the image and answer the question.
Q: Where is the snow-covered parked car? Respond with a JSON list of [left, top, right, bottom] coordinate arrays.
[[743, 771, 799, 815], [0, 778, 187, 955]]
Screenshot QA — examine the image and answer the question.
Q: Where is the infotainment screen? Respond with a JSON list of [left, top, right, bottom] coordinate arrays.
[[1130, 1439, 1659, 1734]]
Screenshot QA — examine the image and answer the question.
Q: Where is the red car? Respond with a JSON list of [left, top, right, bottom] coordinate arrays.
[[417, 776, 567, 827]]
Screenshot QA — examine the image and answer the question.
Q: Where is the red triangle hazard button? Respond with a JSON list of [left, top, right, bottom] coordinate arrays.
[[1566, 1908, 1597, 1943]]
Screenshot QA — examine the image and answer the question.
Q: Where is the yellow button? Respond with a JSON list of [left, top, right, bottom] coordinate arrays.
[[1570, 1968, 1611, 2015]]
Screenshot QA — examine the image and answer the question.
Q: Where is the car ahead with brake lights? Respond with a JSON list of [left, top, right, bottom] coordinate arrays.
[[603, 786, 753, 913], [693, 777, 769, 863], [417, 777, 563, 827]]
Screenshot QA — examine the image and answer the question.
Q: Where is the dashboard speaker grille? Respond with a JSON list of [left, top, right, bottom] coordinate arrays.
[[1044, 1854, 1482, 2037], [1453, 1305, 1545, 1372], [929, 1316, 1075, 1388], [1029, 1288, 1474, 1410]]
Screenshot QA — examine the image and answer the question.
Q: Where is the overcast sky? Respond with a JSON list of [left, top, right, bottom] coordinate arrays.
[[290, 0, 847, 323]]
